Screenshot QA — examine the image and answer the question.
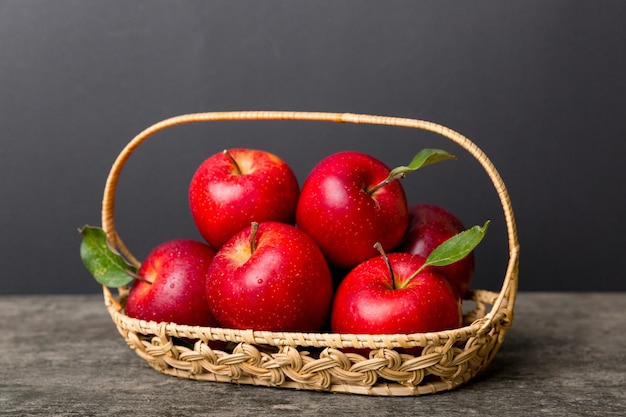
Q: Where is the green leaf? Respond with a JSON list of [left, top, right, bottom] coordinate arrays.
[[388, 148, 456, 178], [79, 225, 135, 287], [367, 148, 457, 196], [423, 220, 490, 269]]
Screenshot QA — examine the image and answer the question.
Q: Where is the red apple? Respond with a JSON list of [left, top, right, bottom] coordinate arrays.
[[330, 251, 461, 336], [206, 221, 333, 332], [125, 239, 218, 327], [397, 203, 474, 298], [189, 148, 300, 248], [295, 151, 409, 270]]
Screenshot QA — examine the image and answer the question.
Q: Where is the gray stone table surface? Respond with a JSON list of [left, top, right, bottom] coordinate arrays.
[[1, 292, 624, 417]]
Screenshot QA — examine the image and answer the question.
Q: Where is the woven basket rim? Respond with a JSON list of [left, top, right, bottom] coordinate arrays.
[[103, 286, 506, 349], [100, 110, 519, 348]]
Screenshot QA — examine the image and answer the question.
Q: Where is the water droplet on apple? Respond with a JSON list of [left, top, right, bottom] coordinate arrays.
[[257, 279, 263, 285]]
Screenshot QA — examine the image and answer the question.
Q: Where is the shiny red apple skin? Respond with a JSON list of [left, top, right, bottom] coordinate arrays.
[[189, 148, 300, 249], [331, 252, 462, 335], [125, 239, 218, 326], [397, 203, 475, 298], [206, 222, 333, 332], [295, 151, 409, 270]]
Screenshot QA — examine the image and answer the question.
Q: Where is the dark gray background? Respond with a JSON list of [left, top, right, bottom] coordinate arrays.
[[1, 1, 624, 294]]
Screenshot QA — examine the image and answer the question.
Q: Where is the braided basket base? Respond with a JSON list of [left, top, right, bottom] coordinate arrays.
[[105, 286, 513, 396]]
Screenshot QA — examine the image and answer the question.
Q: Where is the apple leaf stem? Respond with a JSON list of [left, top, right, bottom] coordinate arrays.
[[249, 221, 259, 254], [125, 269, 152, 285], [366, 173, 406, 196], [374, 242, 397, 289], [407, 220, 491, 283], [366, 148, 456, 196], [223, 149, 243, 175]]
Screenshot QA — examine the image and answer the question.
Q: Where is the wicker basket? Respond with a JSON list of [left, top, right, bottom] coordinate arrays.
[[100, 111, 519, 396]]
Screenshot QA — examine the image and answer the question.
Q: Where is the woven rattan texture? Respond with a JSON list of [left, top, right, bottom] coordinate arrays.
[[100, 111, 519, 396]]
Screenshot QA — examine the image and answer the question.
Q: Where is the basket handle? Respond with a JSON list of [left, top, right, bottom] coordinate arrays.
[[101, 111, 519, 321]]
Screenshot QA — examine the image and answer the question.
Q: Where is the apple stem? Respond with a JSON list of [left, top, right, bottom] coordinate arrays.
[[374, 242, 396, 289], [366, 173, 405, 196], [125, 269, 152, 285], [249, 221, 259, 254], [223, 149, 242, 175]]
